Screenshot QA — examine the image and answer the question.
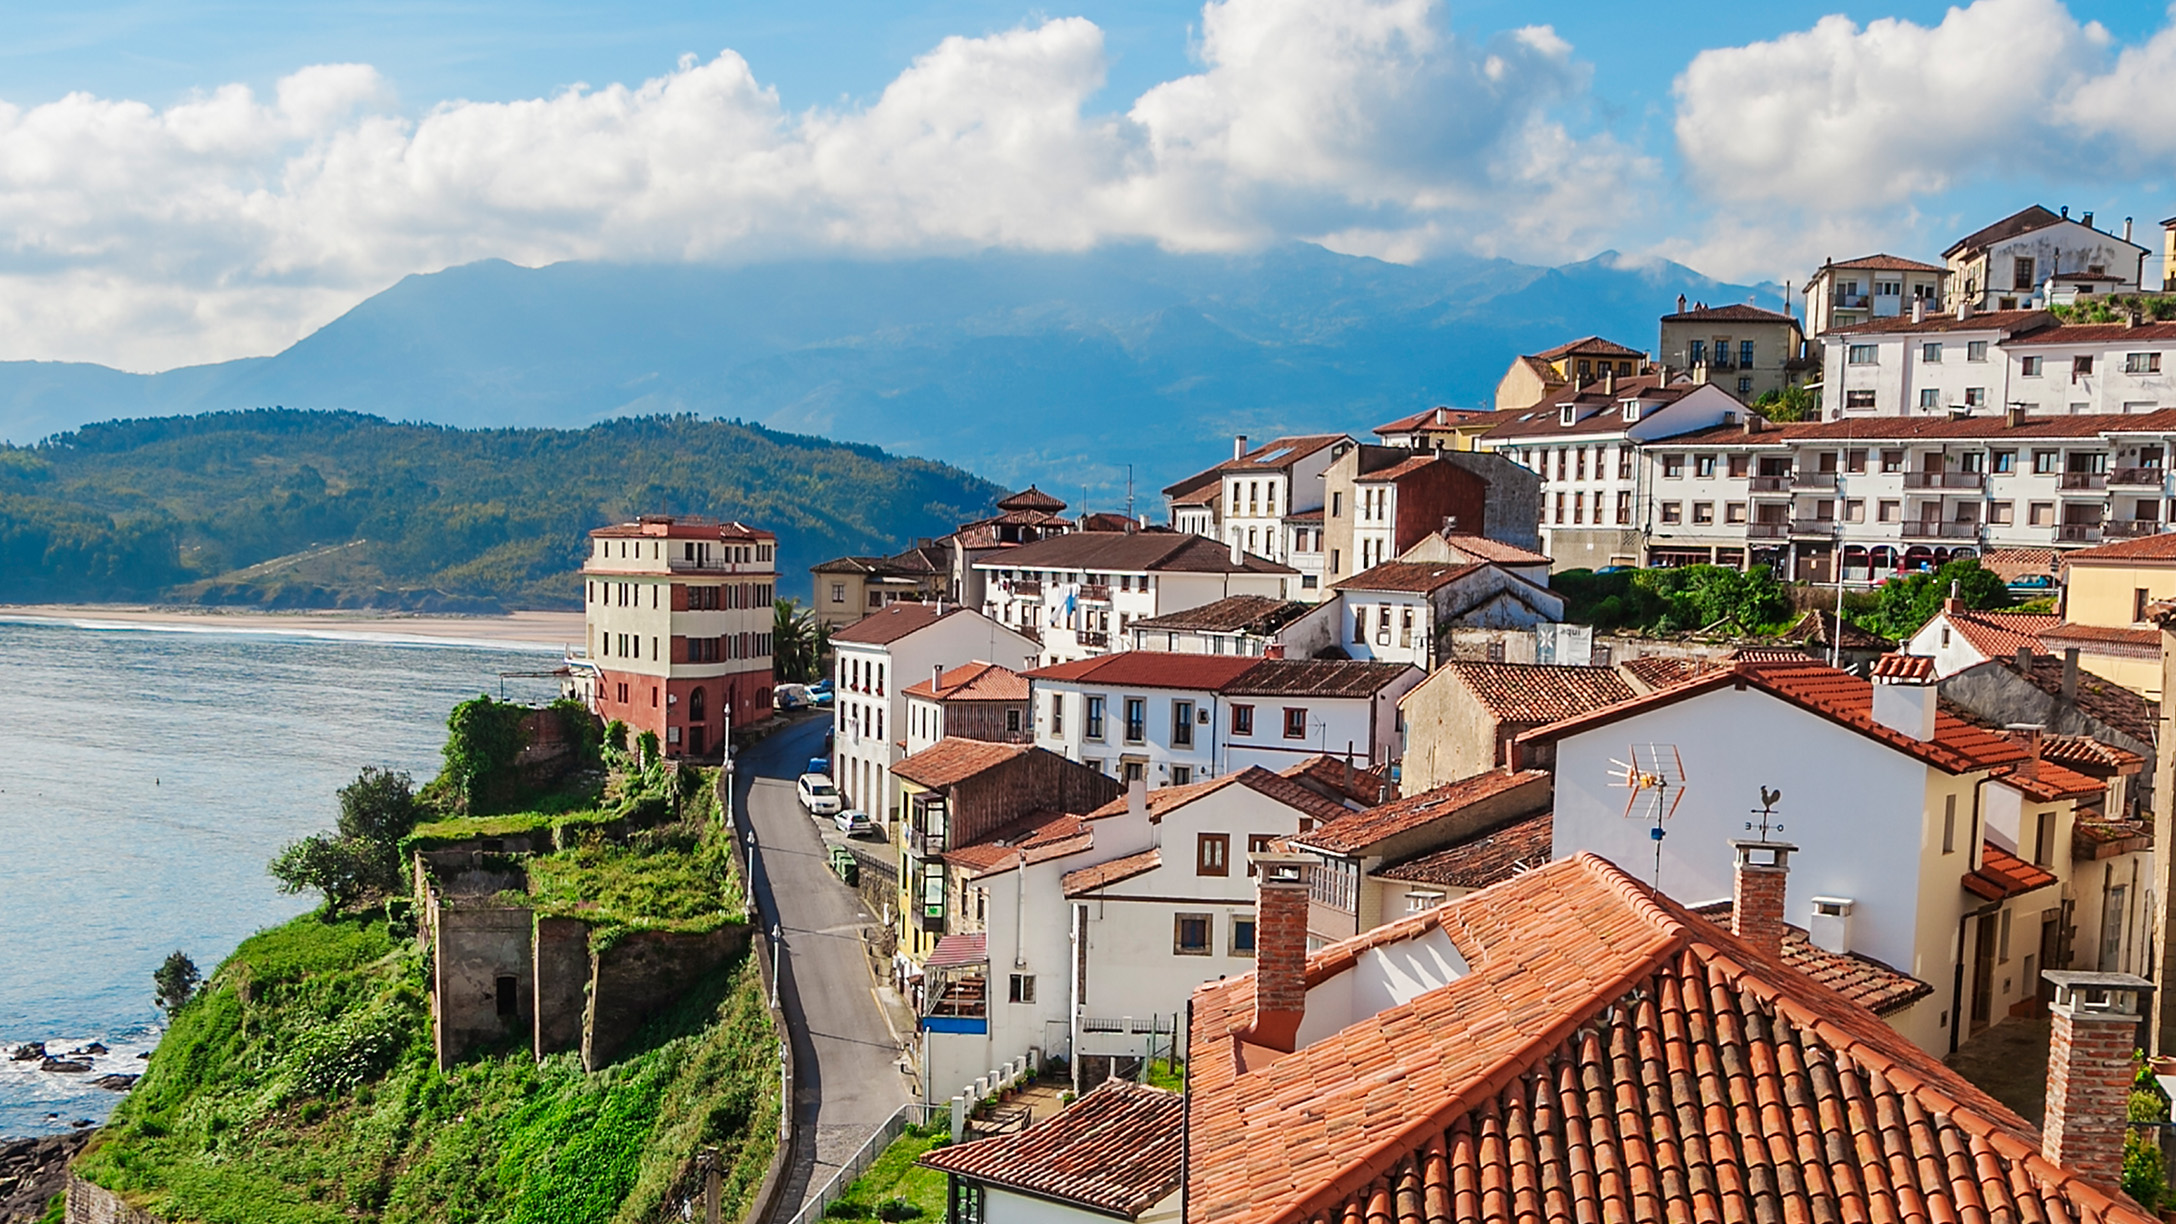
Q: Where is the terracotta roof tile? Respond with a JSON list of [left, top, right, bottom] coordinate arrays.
[[1431, 661, 1637, 723], [1963, 841, 2059, 901], [1620, 654, 1719, 689], [979, 530, 1292, 575], [902, 661, 1030, 703], [1531, 335, 1644, 361], [1183, 853, 2151, 1224], [1297, 770, 1548, 856], [924, 932, 987, 968], [2038, 622, 2161, 654], [1931, 609, 2061, 660], [996, 485, 1067, 512], [2040, 734, 2146, 773], [1330, 559, 1485, 594], [1661, 302, 1799, 324], [1981, 547, 2062, 581], [1025, 652, 1261, 691], [1063, 847, 1161, 895], [1872, 652, 1936, 681], [1374, 807, 1554, 890], [1222, 659, 1417, 698], [891, 738, 1031, 788], [1279, 755, 1396, 807], [942, 811, 1090, 877], [2074, 816, 2152, 859], [1946, 204, 2065, 256], [1372, 406, 1497, 435], [1519, 658, 2029, 775], [1128, 595, 1312, 635], [1437, 535, 1550, 566], [1690, 902, 1933, 1015], [1079, 765, 1352, 828], [830, 602, 972, 645], [919, 1080, 1182, 1217], [1827, 308, 2053, 336], [1995, 758, 2106, 803], [1824, 253, 1948, 273]]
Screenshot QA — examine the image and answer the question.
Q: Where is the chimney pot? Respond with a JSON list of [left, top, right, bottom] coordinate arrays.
[[932, 663, 944, 695], [1230, 534, 1245, 566], [1245, 852, 1315, 1053], [1956, 298, 1974, 321], [1912, 298, 1928, 324], [2062, 647, 2081, 703], [1870, 659, 1939, 741], [2041, 970, 2154, 1189], [2007, 722, 2045, 781], [1234, 435, 1248, 461], [2082, 211, 2094, 230], [1729, 839, 1796, 956], [1807, 896, 1853, 954], [1676, 293, 1687, 314], [2016, 645, 2035, 673], [2006, 404, 2026, 428], [2125, 216, 2135, 243]]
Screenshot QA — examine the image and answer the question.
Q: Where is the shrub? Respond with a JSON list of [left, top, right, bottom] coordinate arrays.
[[876, 1197, 923, 1221], [153, 951, 200, 1019], [1857, 558, 2012, 640], [2125, 1056, 2168, 1211], [825, 1199, 873, 1219]]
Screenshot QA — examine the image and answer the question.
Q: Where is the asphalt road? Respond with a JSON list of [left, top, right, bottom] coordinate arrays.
[[734, 714, 911, 1220]]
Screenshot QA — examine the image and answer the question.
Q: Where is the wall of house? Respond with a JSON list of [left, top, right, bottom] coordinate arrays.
[[2067, 561, 2176, 629], [921, 856, 1081, 1106], [983, 1187, 1110, 1224], [533, 916, 590, 1056], [1438, 452, 1544, 551], [582, 925, 751, 1071], [1903, 614, 1997, 679], [431, 900, 536, 1068], [1398, 673, 1505, 792], [950, 752, 1125, 848]]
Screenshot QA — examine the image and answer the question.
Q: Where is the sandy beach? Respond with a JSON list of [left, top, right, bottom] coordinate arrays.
[[0, 605, 586, 651]]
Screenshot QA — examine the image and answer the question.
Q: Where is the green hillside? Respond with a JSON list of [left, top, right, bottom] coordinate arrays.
[[0, 409, 1004, 609]]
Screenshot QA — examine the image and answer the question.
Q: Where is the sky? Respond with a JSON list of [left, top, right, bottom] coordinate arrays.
[[0, 0, 2170, 371]]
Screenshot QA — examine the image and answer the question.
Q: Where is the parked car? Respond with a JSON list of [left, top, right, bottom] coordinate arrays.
[[809, 679, 835, 707], [833, 808, 875, 837], [797, 773, 843, 816], [2007, 574, 2056, 596], [774, 684, 811, 711]]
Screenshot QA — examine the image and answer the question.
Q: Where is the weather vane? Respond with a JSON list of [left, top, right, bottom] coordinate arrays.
[[1746, 786, 1784, 841]]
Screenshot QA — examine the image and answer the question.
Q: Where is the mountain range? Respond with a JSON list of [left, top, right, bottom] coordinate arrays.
[[0, 244, 1779, 501]]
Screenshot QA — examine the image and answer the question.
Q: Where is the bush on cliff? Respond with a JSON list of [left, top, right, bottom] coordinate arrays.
[[268, 767, 423, 912]]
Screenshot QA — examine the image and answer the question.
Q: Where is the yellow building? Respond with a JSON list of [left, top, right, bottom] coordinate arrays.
[[2050, 534, 2176, 700], [1490, 336, 1647, 412]]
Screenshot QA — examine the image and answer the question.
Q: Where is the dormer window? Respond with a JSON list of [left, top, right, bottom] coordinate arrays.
[[1621, 399, 1641, 423], [1558, 404, 1576, 426]]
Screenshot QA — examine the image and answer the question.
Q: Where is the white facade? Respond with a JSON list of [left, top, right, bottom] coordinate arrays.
[[831, 610, 1039, 824], [1952, 215, 2147, 310], [979, 562, 1290, 667]]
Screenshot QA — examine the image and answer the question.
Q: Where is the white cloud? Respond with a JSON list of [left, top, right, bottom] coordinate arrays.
[[0, 0, 1637, 370]]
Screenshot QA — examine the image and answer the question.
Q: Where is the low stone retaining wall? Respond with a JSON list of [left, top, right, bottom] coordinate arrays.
[[66, 1174, 163, 1224]]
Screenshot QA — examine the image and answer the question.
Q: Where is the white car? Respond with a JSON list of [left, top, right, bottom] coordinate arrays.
[[797, 774, 842, 816], [833, 808, 875, 837]]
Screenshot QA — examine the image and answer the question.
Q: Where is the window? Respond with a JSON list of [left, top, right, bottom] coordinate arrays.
[[1283, 707, 1309, 740], [1692, 502, 1714, 525], [1006, 708, 1022, 734], [1331, 491, 1342, 517], [1122, 760, 1145, 784], [2013, 256, 2036, 290], [1615, 491, 1632, 524], [1740, 341, 1754, 368], [1689, 339, 1706, 364], [1967, 341, 1988, 362], [1993, 449, 2015, 473], [1171, 765, 1191, 785], [2137, 588, 2153, 624], [1726, 503, 1747, 523], [1008, 974, 1036, 1004], [1050, 693, 1064, 735], [1663, 454, 1685, 478], [1877, 500, 1901, 523], [1919, 388, 1940, 410], [1844, 500, 1865, 523], [1738, 377, 1753, 395], [1558, 404, 1576, 427], [830, 582, 845, 603], [2029, 502, 2055, 526], [1922, 342, 1942, 363], [1660, 501, 1682, 524], [1231, 704, 1254, 736], [1965, 388, 1987, 408], [1696, 455, 1717, 478], [1815, 499, 1836, 522], [1575, 448, 1588, 480], [1999, 908, 2013, 962], [2032, 450, 2059, 474], [1405, 891, 1446, 915], [495, 975, 518, 1018], [1844, 389, 1876, 409], [1230, 917, 1257, 956], [1085, 696, 1106, 740], [1728, 454, 1750, 478], [1174, 914, 1212, 955], [2021, 355, 2043, 377], [1847, 344, 1878, 365], [1990, 502, 2014, 525], [2074, 355, 2095, 380], [1942, 794, 1957, 853], [1123, 698, 1147, 743], [1845, 449, 1867, 474], [1553, 492, 1565, 523], [2127, 352, 2164, 374], [1172, 700, 1195, 747]]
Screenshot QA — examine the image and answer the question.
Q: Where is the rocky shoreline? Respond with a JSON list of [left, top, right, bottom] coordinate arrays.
[[0, 1131, 88, 1223]]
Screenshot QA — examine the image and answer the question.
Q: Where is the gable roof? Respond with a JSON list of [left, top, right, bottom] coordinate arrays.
[[1620, 653, 1721, 690], [1374, 805, 1554, 891], [1222, 658, 1417, 698], [1330, 559, 1485, 594], [1995, 653, 2158, 743], [1823, 253, 1948, 274], [996, 485, 1067, 512], [1025, 652, 1261, 692], [1687, 902, 1934, 1016], [891, 738, 1031, 789], [942, 810, 1090, 878], [829, 602, 967, 646], [1532, 335, 1644, 361], [1279, 755, 1396, 808], [1826, 308, 2053, 337], [1517, 658, 2029, 775], [920, 1080, 1183, 1219], [2060, 532, 2176, 563], [1062, 846, 1162, 896], [902, 660, 1029, 703], [1429, 661, 1637, 723], [1296, 769, 1548, 856], [1944, 204, 2064, 258], [1963, 840, 2059, 901], [976, 530, 1293, 575], [1933, 608, 2060, 659], [1185, 853, 2150, 1224], [1476, 374, 1703, 442], [1128, 594, 1313, 635], [1078, 765, 1351, 828], [1660, 302, 1800, 325], [1437, 534, 1550, 566], [1371, 405, 1496, 436]]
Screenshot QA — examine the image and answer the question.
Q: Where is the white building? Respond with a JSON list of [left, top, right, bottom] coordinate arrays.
[[917, 1081, 1182, 1224], [974, 530, 1293, 666], [830, 604, 1039, 824], [1803, 254, 1948, 335], [1331, 543, 1565, 670], [1026, 653, 1419, 786], [1159, 434, 1349, 566], [1944, 205, 2149, 311], [1518, 654, 2148, 1055], [1124, 594, 1341, 659]]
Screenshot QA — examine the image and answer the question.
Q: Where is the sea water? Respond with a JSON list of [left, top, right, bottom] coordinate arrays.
[[0, 618, 562, 1136]]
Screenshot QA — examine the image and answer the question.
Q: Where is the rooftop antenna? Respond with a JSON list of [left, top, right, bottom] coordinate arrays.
[[1611, 744, 1688, 890]]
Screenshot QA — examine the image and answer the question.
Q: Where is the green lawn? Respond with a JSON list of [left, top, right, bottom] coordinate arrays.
[[524, 831, 748, 939], [824, 1126, 952, 1222]]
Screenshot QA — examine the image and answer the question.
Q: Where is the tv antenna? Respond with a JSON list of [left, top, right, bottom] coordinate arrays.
[[1611, 744, 1688, 889]]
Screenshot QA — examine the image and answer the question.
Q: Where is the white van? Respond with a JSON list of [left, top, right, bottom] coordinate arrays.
[[797, 773, 842, 816]]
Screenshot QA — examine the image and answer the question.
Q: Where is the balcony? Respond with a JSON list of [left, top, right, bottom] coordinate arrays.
[[914, 907, 949, 934], [1079, 583, 1112, 603], [1791, 472, 1839, 490], [1747, 522, 1792, 539], [1078, 630, 1110, 648], [1790, 519, 1840, 536], [1009, 579, 1042, 598], [1749, 475, 1794, 494], [2109, 467, 2167, 489], [1836, 293, 1870, 309], [2056, 524, 2104, 543], [1901, 520, 1981, 540], [908, 826, 946, 858], [2103, 519, 2166, 539], [1902, 471, 1984, 490], [2058, 472, 2109, 491]]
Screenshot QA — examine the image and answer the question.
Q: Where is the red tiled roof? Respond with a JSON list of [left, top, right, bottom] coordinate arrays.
[[1279, 755, 1396, 808], [1945, 204, 2064, 257], [1518, 658, 2029, 775], [979, 530, 1292, 574], [1352, 453, 1443, 484], [1437, 534, 1550, 566], [1025, 652, 1260, 691], [1430, 661, 1637, 723], [1870, 652, 1935, 681], [2041, 734, 2146, 773], [1162, 471, 1222, 506], [902, 661, 1030, 703], [1331, 559, 1484, 594], [1661, 302, 1799, 324], [1932, 608, 2059, 660], [1223, 658, 1417, 698], [1185, 853, 2150, 1224], [1079, 766, 1353, 828], [1476, 374, 1695, 441], [1963, 841, 2059, 901], [919, 1080, 1182, 1218], [1297, 769, 1548, 856], [924, 932, 987, 968], [2061, 532, 2176, 562], [943, 811, 1090, 877], [1827, 308, 2052, 336], [1062, 847, 1161, 896], [1689, 902, 1933, 1016], [589, 515, 774, 541], [1822, 253, 1947, 273], [996, 485, 1067, 512], [1532, 335, 1644, 361], [2075, 817, 2152, 860], [1374, 806, 1554, 891], [1619, 654, 1719, 690], [2039, 622, 2161, 655], [891, 738, 1030, 788], [1371, 406, 1495, 435], [829, 602, 967, 646], [1996, 758, 2106, 803], [1128, 595, 1312, 635]]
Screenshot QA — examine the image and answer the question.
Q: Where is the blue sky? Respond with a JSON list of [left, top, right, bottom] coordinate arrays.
[[0, 0, 2167, 369]]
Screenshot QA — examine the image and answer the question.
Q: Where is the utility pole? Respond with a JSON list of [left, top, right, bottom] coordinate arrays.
[[1125, 464, 1134, 522]]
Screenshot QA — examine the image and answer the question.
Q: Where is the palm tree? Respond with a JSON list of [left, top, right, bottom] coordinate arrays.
[[773, 599, 818, 683]]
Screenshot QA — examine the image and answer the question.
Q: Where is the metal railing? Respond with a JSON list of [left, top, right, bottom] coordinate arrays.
[[782, 1103, 948, 1224], [1790, 472, 1839, 490], [2058, 472, 2109, 491], [1079, 583, 1112, 602], [1901, 520, 1980, 540], [2056, 524, 2104, 543], [2104, 519, 2165, 539], [1746, 522, 1791, 539], [1749, 475, 1794, 493], [1010, 580, 1042, 597], [2109, 467, 2166, 487], [1902, 471, 1984, 489]]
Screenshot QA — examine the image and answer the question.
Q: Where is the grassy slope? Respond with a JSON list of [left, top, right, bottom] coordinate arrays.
[[79, 843, 777, 1222]]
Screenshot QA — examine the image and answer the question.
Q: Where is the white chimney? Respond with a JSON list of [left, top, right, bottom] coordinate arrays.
[[1869, 654, 1938, 741], [1956, 298, 1974, 322], [1234, 435, 1248, 461], [1807, 897, 1854, 954], [1911, 298, 1927, 324], [1230, 534, 1245, 565]]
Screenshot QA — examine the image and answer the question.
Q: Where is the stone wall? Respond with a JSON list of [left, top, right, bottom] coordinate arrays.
[[582, 926, 751, 1071], [65, 1175, 164, 1224], [533, 916, 591, 1056], [431, 899, 535, 1068]]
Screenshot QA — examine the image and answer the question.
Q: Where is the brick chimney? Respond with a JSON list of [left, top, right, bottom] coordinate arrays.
[[1729, 839, 1795, 956], [2007, 723, 2045, 782], [2041, 971, 2154, 1188], [1244, 851, 1314, 1053]]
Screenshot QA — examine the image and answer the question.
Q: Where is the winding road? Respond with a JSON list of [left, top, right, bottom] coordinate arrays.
[[733, 715, 912, 1220]]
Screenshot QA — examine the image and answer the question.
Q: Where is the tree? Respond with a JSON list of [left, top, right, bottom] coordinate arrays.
[[269, 834, 378, 911], [1861, 558, 2012, 640], [152, 951, 199, 1019], [773, 599, 820, 683], [268, 766, 423, 911]]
